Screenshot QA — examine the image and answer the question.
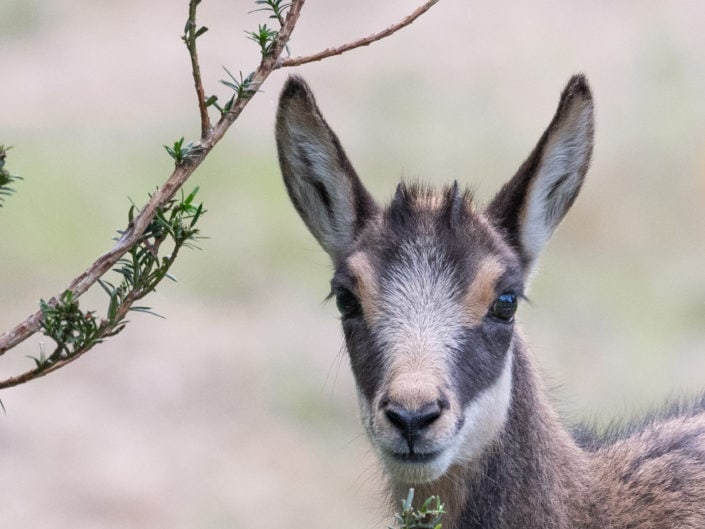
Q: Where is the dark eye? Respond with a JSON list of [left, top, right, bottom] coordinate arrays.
[[334, 287, 362, 319], [488, 293, 518, 322]]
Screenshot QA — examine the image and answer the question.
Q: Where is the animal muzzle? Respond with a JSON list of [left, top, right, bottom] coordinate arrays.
[[382, 398, 448, 453], [371, 370, 459, 462]]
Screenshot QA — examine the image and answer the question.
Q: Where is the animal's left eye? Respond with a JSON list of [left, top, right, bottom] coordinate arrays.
[[334, 287, 362, 319], [488, 293, 518, 322]]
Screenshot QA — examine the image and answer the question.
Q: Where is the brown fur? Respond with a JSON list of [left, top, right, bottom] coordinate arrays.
[[462, 256, 505, 326], [347, 251, 382, 324], [591, 413, 705, 528]]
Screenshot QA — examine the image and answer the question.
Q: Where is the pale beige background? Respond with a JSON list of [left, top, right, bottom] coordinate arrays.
[[1, 1, 704, 528]]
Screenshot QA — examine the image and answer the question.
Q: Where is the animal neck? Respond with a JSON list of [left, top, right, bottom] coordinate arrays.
[[389, 338, 597, 529]]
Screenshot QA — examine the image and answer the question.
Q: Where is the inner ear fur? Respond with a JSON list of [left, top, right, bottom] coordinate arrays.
[[487, 74, 594, 272], [276, 76, 378, 263]]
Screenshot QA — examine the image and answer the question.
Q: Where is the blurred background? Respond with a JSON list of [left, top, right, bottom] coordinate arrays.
[[1, 1, 704, 527]]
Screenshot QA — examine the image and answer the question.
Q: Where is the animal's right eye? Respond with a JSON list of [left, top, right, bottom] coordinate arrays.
[[334, 287, 362, 319], [488, 293, 518, 323]]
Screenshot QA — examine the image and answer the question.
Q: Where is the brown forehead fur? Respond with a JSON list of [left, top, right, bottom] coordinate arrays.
[[346, 251, 381, 323], [463, 256, 505, 326]]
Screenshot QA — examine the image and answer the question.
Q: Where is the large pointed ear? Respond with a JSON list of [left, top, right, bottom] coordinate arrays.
[[276, 76, 378, 263], [487, 74, 594, 274]]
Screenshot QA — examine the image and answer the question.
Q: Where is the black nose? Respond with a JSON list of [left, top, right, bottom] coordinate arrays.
[[384, 401, 443, 449]]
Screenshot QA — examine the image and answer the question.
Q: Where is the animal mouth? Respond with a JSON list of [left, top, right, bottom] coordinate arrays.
[[389, 450, 442, 464]]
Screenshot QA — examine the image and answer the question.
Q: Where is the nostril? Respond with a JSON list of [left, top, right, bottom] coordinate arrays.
[[416, 405, 442, 429], [385, 406, 413, 431], [383, 401, 443, 442]]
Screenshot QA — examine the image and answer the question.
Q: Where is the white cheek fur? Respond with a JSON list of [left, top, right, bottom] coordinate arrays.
[[454, 350, 514, 463]]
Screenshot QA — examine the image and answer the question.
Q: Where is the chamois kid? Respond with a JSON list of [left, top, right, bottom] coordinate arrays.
[[275, 74, 705, 529]]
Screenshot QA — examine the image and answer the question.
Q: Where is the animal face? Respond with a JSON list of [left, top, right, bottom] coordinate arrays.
[[331, 184, 522, 482], [276, 75, 593, 485]]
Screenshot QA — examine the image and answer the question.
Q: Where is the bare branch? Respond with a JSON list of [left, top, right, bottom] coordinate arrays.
[[277, 0, 439, 68], [0, 346, 94, 390], [2, 319, 111, 390]]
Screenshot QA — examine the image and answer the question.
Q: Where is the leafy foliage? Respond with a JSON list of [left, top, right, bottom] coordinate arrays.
[[0, 145, 22, 207], [164, 137, 195, 165], [207, 0, 289, 116], [32, 189, 205, 376], [251, 0, 292, 25], [390, 489, 446, 529], [102, 186, 204, 316], [247, 23, 280, 57], [210, 68, 259, 114], [38, 291, 103, 367], [247, 0, 292, 55]]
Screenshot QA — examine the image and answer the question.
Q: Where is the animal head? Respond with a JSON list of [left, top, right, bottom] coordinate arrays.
[[276, 76, 593, 485]]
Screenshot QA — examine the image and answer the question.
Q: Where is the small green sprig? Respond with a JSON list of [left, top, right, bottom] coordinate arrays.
[[390, 489, 445, 529], [250, 0, 292, 26], [181, 0, 208, 49], [207, 0, 289, 117], [164, 137, 195, 165], [38, 291, 104, 367], [209, 68, 259, 114], [0, 145, 22, 207], [220, 68, 258, 99], [247, 23, 279, 57], [103, 186, 205, 316], [182, 14, 208, 45]]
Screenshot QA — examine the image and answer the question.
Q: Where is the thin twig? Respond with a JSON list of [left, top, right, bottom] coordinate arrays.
[[0, 344, 96, 389], [277, 0, 439, 68], [184, 0, 212, 139], [0, 0, 307, 358]]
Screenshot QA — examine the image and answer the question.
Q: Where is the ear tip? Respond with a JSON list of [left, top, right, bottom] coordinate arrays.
[[280, 75, 312, 102], [276, 76, 318, 131], [564, 73, 593, 103], [557, 74, 595, 131]]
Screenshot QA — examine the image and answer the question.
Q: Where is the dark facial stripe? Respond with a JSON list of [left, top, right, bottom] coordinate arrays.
[[452, 322, 514, 409], [341, 317, 385, 403]]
